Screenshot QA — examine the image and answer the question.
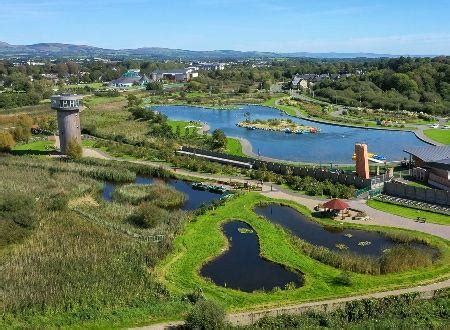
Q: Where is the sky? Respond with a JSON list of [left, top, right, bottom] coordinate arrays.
[[1, 0, 450, 55]]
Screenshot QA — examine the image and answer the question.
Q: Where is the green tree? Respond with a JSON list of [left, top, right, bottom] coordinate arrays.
[[210, 129, 227, 150], [146, 81, 163, 92], [126, 94, 142, 108], [185, 300, 226, 330]]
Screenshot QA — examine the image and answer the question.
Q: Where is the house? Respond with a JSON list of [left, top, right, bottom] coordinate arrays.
[[109, 69, 150, 88], [150, 68, 198, 82], [291, 75, 309, 90], [196, 62, 225, 71], [404, 146, 450, 190]]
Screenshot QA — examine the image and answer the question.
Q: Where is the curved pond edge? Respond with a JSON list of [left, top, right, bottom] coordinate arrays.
[[155, 193, 450, 314], [254, 201, 444, 272], [199, 219, 305, 293]]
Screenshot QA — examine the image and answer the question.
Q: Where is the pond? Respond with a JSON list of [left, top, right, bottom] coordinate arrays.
[[154, 104, 429, 164], [200, 220, 303, 292], [255, 204, 435, 257], [102, 176, 226, 210]]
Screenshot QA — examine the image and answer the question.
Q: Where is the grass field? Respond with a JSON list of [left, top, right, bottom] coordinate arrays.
[[156, 193, 450, 313], [168, 119, 202, 136], [423, 128, 450, 145], [263, 95, 299, 116], [367, 199, 449, 225], [12, 140, 55, 155], [84, 95, 126, 107], [225, 137, 245, 157]]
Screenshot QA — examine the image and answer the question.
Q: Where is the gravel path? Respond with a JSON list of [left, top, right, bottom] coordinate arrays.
[[134, 278, 450, 329]]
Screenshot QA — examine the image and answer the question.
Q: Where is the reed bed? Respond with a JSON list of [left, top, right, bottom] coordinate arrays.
[[0, 155, 191, 327], [115, 182, 187, 209]]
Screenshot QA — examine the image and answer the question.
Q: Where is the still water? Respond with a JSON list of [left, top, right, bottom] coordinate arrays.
[[102, 176, 225, 210], [200, 220, 303, 292], [255, 204, 435, 257], [154, 104, 429, 163]]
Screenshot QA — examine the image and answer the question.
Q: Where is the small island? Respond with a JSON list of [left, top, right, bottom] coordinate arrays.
[[237, 118, 320, 134]]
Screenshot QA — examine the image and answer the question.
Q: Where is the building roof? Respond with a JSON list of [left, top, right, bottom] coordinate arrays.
[[425, 158, 450, 171], [111, 73, 149, 85], [404, 146, 450, 162], [323, 198, 349, 210], [153, 68, 191, 75]]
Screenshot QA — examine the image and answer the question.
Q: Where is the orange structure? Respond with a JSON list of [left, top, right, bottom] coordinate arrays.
[[355, 143, 370, 179]]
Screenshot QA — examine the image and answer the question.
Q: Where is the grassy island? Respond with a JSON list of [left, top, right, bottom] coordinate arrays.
[[237, 118, 319, 134]]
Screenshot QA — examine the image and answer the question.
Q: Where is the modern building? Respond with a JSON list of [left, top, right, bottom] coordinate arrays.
[[109, 69, 150, 88], [151, 68, 198, 82], [51, 94, 83, 154], [404, 146, 450, 190]]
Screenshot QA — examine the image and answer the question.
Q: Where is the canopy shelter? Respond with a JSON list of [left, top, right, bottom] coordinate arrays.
[[323, 198, 350, 220], [323, 199, 349, 210]]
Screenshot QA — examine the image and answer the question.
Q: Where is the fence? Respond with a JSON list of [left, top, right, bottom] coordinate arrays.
[[180, 146, 372, 189], [384, 181, 450, 207]]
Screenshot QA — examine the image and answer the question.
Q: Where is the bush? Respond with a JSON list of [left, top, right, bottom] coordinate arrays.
[[0, 131, 16, 151], [66, 139, 83, 159], [334, 271, 353, 286], [128, 203, 169, 229], [0, 193, 36, 228], [185, 300, 226, 330]]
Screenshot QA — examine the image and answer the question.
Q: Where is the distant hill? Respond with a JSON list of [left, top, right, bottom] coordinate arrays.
[[0, 41, 399, 59]]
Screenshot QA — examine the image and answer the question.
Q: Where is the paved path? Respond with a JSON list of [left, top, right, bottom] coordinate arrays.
[[135, 278, 450, 329], [76, 145, 450, 240]]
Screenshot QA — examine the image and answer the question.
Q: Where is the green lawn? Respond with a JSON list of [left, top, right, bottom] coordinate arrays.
[[423, 129, 450, 145], [156, 193, 450, 314], [225, 137, 245, 157], [263, 96, 299, 116], [168, 119, 201, 136], [367, 199, 449, 225], [12, 140, 55, 155]]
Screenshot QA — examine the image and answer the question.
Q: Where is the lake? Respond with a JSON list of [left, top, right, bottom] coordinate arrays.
[[154, 104, 429, 164], [200, 220, 303, 292]]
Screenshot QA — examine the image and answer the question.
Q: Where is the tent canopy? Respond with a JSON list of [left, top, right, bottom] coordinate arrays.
[[323, 198, 349, 210]]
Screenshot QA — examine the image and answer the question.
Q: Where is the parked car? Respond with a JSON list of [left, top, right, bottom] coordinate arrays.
[[430, 124, 439, 128]]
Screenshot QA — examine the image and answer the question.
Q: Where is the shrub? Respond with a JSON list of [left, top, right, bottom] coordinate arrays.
[[0, 131, 16, 151], [0, 193, 36, 228], [334, 271, 353, 286], [128, 203, 169, 229], [47, 192, 69, 211], [183, 287, 205, 304], [185, 300, 226, 330], [66, 139, 83, 159]]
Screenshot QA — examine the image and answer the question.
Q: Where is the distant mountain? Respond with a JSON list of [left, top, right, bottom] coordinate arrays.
[[0, 41, 399, 59]]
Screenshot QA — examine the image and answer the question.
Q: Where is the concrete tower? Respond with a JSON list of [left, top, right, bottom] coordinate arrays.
[[51, 94, 83, 154], [355, 143, 370, 179]]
